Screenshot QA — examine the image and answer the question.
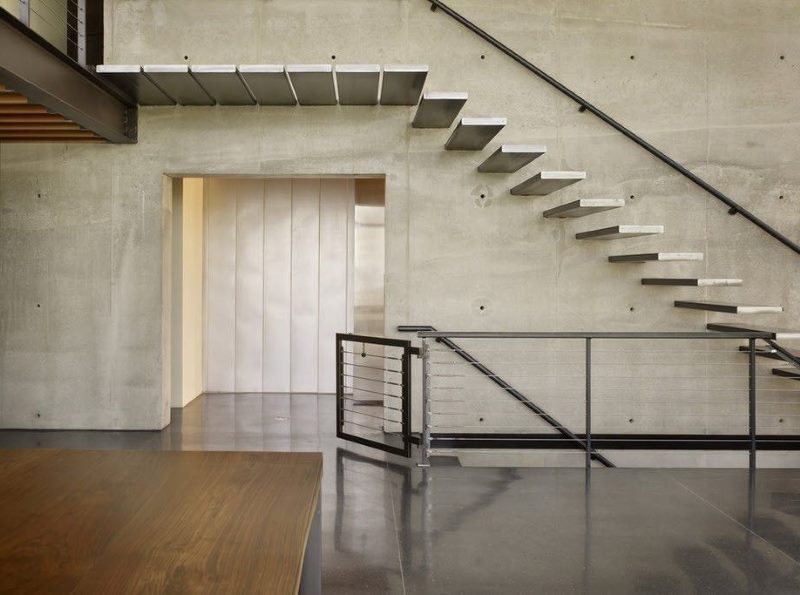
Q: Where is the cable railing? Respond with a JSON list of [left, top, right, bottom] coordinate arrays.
[[426, 0, 800, 257], [412, 329, 800, 469], [10, 0, 86, 64]]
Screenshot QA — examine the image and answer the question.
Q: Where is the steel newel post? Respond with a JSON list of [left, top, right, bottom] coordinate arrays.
[[748, 337, 757, 470], [77, 0, 86, 66], [585, 338, 592, 470], [18, 0, 29, 25], [419, 338, 432, 467], [335, 334, 344, 441]]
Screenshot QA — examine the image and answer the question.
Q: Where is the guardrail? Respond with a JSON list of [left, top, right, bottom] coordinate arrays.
[[414, 330, 800, 469]]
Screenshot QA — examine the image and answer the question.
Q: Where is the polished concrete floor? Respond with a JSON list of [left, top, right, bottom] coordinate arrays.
[[1, 393, 799, 594]]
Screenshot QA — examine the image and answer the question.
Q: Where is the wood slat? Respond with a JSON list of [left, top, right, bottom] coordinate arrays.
[[0, 114, 71, 123], [0, 130, 97, 137], [0, 123, 82, 131], [0, 93, 28, 104], [0, 138, 106, 142], [0, 105, 49, 114]]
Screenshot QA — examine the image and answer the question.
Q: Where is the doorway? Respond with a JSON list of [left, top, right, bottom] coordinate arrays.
[[169, 175, 385, 406]]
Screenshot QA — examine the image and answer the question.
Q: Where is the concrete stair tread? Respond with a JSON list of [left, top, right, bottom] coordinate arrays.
[[380, 64, 428, 105], [707, 323, 800, 340], [511, 171, 586, 196], [676, 301, 783, 314], [609, 252, 704, 263], [772, 368, 800, 380], [737, 346, 800, 360], [335, 64, 380, 105], [642, 278, 743, 286], [478, 144, 546, 173], [445, 117, 506, 150], [576, 225, 663, 240], [412, 92, 468, 128], [543, 198, 625, 218]]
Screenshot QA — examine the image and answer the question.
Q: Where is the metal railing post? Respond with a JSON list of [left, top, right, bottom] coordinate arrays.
[[419, 338, 432, 467], [585, 338, 592, 469], [748, 337, 757, 470], [76, 0, 86, 66], [18, 0, 29, 25]]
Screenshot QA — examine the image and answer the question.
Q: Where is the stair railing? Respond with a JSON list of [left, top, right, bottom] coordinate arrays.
[[398, 325, 615, 467], [406, 328, 786, 470], [426, 0, 800, 257]]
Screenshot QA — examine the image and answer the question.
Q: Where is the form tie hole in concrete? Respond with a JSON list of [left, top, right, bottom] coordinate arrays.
[[479, 305, 485, 311], [779, 418, 784, 423], [35, 411, 41, 418], [479, 417, 485, 423], [480, 55, 485, 60], [630, 55, 635, 60], [629, 307, 635, 312], [628, 418, 634, 423], [331, 55, 336, 60], [779, 195, 785, 200], [36, 304, 40, 308], [629, 194, 635, 200], [780, 55, 785, 60], [183, 55, 188, 61]]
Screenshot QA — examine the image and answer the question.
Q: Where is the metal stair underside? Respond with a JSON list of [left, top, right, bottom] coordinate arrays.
[[478, 144, 546, 173], [413, 92, 467, 128], [643, 278, 742, 287], [445, 117, 506, 150], [543, 198, 624, 218], [576, 225, 663, 240], [676, 301, 783, 314], [511, 171, 586, 196], [608, 252, 704, 263], [707, 323, 800, 340]]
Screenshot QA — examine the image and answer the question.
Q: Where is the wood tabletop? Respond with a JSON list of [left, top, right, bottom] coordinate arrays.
[[0, 449, 322, 594]]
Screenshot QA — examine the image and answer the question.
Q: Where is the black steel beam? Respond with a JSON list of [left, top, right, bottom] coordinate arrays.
[[431, 433, 800, 451], [0, 8, 136, 143]]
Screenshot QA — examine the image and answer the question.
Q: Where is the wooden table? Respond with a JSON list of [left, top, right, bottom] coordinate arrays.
[[0, 449, 322, 594]]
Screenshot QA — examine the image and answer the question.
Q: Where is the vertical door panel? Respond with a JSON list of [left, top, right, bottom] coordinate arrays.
[[263, 179, 293, 392], [290, 179, 321, 393], [318, 178, 353, 393], [204, 178, 237, 392], [234, 180, 265, 392]]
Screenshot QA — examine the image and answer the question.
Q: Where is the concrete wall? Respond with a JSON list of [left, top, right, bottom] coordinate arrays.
[[1, 0, 799, 431]]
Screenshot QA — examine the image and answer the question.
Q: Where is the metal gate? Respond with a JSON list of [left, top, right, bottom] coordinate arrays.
[[336, 333, 415, 457]]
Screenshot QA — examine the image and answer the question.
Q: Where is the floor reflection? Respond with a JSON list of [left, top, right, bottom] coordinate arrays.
[[0, 393, 798, 594]]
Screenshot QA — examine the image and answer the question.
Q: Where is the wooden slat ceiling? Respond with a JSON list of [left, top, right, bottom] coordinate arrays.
[[0, 83, 105, 143]]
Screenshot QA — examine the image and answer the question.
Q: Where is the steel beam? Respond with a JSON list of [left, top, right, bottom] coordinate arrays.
[[0, 9, 136, 143]]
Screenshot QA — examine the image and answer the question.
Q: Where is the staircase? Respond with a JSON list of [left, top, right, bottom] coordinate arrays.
[[404, 73, 800, 384]]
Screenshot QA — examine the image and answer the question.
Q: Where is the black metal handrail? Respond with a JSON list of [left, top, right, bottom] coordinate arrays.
[[398, 325, 615, 467], [427, 0, 800, 256]]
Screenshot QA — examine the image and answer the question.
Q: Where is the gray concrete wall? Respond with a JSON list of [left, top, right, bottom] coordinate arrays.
[[1, 0, 799, 430]]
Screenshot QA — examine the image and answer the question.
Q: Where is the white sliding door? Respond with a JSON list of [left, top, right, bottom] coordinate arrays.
[[204, 177, 355, 393]]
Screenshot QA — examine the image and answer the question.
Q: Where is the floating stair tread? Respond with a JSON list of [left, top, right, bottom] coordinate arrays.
[[412, 92, 468, 128], [707, 323, 800, 340], [609, 252, 704, 263], [737, 346, 800, 360], [237, 65, 297, 105], [190, 65, 254, 105], [576, 225, 663, 240], [478, 144, 546, 173], [97, 65, 175, 105], [380, 65, 428, 106], [642, 278, 743, 286], [511, 171, 586, 196], [543, 198, 624, 218], [445, 117, 507, 150], [676, 301, 783, 314], [143, 65, 214, 105], [335, 64, 380, 105], [286, 65, 336, 105], [772, 368, 800, 380]]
